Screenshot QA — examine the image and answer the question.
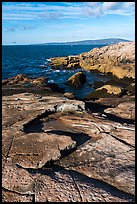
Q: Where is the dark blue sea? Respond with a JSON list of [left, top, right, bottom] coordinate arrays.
[[2, 44, 110, 98]]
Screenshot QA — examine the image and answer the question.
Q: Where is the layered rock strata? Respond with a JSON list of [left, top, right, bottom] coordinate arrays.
[[2, 92, 135, 202], [2, 41, 135, 202]]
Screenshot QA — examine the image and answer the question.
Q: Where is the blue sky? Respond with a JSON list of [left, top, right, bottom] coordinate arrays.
[[2, 2, 135, 45]]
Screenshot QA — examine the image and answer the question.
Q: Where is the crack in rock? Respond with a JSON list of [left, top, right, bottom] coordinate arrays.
[[2, 92, 135, 201]]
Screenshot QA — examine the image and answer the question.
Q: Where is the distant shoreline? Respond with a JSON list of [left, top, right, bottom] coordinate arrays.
[[2, 37, 132, 46]]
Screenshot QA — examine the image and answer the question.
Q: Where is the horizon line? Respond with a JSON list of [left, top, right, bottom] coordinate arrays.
[[2, 37, 133, 46]]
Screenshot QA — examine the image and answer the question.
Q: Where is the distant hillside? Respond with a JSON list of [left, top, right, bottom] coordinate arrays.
[[44, 38, 131, 45]]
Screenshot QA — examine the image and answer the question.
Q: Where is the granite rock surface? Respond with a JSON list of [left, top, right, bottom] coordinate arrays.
[[50, 42, 135, 80], [2, 91, 135, 202]]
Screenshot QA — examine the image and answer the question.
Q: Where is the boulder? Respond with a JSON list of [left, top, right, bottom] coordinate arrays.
[[85, 85, 122, 100], [67, 72, 86, 87]]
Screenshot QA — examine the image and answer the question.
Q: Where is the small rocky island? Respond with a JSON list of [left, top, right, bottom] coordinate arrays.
[[2, 42, 135, 202]]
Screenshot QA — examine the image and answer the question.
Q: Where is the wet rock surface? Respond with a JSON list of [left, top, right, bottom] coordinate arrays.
[[2, 90, 135, 202]]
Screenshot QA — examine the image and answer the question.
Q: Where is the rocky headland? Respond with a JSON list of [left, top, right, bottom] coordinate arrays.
[[49, 42, 135, 99], [49, 42, 135, 79], [2, 42, 135, 202]]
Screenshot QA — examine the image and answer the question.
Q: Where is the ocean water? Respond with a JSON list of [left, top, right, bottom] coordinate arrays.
[[2, 44, 110, 98]]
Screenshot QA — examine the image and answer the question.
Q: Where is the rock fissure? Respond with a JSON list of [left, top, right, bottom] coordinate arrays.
[[70, 173, 84, 202], [2, 93, 135, 202], [3, 135, 15, 169], [2, 41, 135, 202], [108, 132, 135, 148]]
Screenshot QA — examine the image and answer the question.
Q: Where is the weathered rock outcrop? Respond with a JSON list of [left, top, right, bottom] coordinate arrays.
[[49, 56, 69, 68], [2, 93, 85, 170], [49, 42, 135, 80], [85, 85, 123, 100], [2, 74, 65, 94], [2, 91, 135, 202], [66, 71, 86, 87], [2, 41, 135, 202], [2, 74, 48, 87], [49, 56, 80, 69], [80, 42, 135, 79], [104, 100, 135, 120]]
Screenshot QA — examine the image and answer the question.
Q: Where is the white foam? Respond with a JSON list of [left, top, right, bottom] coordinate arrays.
[[54, 70, 60, 73], [47, 58, 51, 62]]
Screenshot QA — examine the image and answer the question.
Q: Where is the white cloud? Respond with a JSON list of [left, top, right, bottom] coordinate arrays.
[[85, 2, 100, 7], [2, 3, 82, 21], [2, 2, 135, 21], [82, 5, 103, 17], [103, 2, 120, 10], [123, 2, 135, 8], [5, 24, 36, 32], [83, 2, 135, 17]]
